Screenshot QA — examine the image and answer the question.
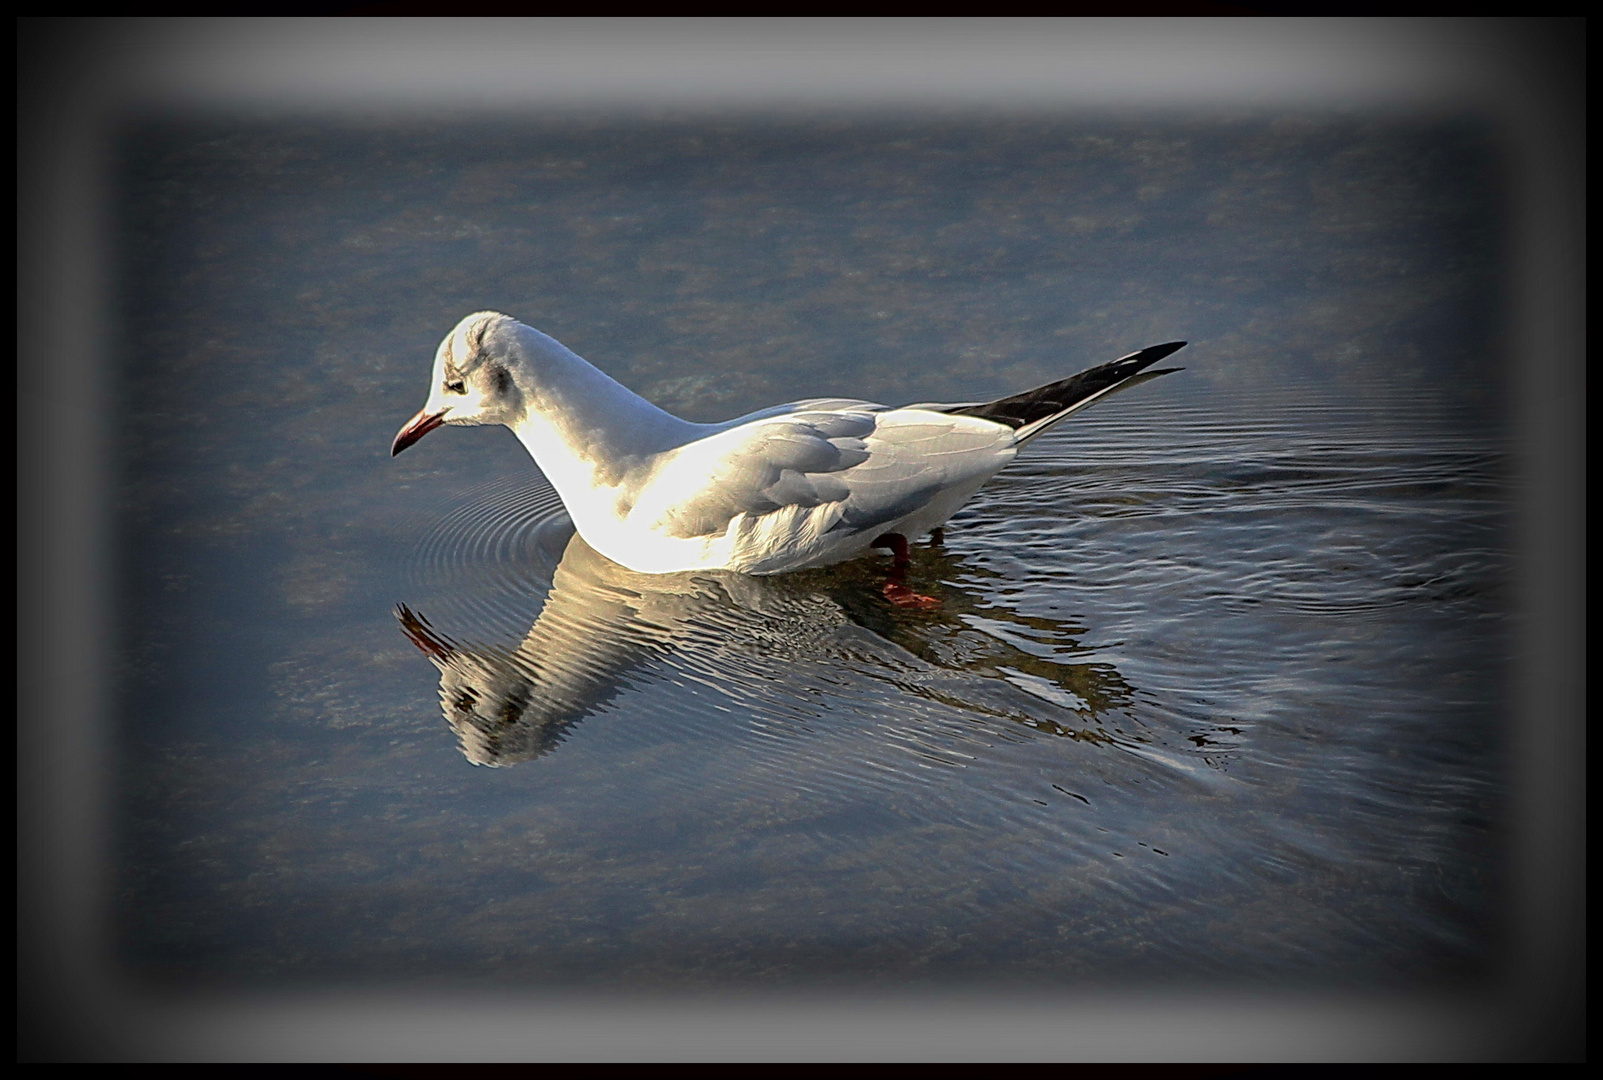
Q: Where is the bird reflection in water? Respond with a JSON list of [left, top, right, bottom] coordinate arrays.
[[398, 531, 1140, 767]]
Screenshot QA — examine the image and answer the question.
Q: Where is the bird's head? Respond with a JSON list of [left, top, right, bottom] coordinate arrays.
[[391, 311, 528, 456]]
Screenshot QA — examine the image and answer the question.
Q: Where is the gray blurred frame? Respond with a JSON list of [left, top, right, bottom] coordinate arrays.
[[18, 18, 1583, 1062]]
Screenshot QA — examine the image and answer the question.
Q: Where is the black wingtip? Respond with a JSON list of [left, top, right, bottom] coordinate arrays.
[[1140, 341, 1188, 363]]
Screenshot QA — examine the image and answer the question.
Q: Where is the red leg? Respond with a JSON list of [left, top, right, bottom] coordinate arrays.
[[871, 532, 913, 567], [871, 533, 940, 609]]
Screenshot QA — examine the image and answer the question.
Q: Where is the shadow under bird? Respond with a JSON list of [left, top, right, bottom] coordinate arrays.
[[392, 312, 1185, 591]]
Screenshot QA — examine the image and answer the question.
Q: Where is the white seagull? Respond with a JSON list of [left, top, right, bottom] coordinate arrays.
[[392, 312, 1184, 585]]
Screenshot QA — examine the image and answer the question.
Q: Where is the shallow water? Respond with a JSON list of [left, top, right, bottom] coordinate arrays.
[[111, 116, 1508, 989]]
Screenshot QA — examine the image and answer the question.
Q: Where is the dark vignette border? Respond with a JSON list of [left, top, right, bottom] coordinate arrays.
[[19, 18, 1583, 1062]]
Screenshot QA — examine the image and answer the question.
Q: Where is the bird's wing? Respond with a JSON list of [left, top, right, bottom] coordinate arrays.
[[632, 406, 1016, 543]]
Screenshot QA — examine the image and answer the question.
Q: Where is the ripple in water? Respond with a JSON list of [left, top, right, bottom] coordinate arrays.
[[387, 387, 1506, 981], [407, 472, 574, 637], [393, 465, 1197, 798]]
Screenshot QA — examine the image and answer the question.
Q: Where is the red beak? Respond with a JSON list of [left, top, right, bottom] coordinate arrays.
[[391, 408, 448, 456], [396, 604, 456, 664]]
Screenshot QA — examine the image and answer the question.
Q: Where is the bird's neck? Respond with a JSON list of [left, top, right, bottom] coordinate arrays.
[[503, 324, 699, 504]]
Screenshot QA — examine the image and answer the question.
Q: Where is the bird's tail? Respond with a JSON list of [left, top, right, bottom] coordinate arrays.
[[945, 341, 1186, 446]]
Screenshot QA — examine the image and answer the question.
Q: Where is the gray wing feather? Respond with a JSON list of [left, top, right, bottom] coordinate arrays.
[[643, 407, 1012, 541]]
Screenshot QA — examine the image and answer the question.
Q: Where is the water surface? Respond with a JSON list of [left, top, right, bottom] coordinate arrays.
[[112, 115, 1508, 989]]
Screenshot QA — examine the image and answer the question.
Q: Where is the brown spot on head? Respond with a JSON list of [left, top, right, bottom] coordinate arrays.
[[440, 311, 514, 382], [438, 331, 465, 382]]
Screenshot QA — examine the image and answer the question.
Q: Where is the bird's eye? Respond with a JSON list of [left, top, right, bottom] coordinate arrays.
[[445, 379, 467, 395]]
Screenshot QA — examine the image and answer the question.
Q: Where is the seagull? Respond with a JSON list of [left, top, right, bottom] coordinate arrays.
[[392, 312, 1184, 587]]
